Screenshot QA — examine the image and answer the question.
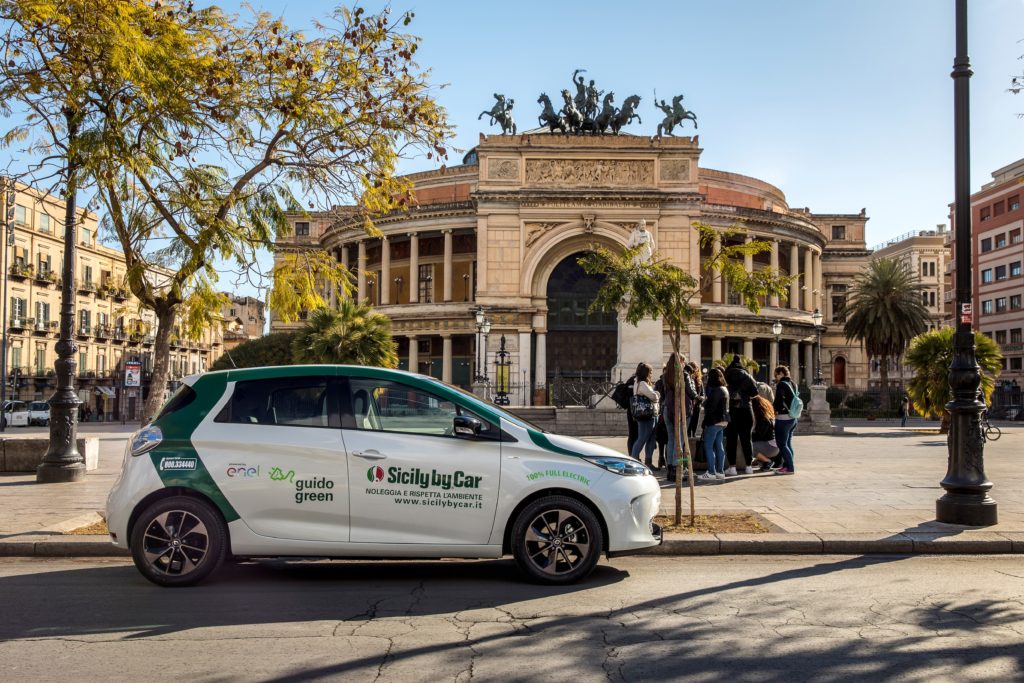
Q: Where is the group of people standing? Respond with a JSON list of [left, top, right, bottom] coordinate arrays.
[[622, 356, 801, 483]]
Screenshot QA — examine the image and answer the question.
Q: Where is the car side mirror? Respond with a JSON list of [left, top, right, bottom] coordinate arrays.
[[453, 415, 482, 438]]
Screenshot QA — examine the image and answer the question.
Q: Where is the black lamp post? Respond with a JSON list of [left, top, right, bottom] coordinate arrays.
[[812, 309, 825, 386], [937, 0, 996, 525], [472, 306, 491, 383], [494, 335, 511, 405], [771, 320, 783, 376]]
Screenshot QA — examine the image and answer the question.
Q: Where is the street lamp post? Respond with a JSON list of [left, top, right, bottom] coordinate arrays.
[[0, 177, 14, 433], [938, 0, 996, 525], [812, 309, 825, 386], [494, 335, 511, 405], [472, 306, 491, 383], [771, 320, 783, 376]]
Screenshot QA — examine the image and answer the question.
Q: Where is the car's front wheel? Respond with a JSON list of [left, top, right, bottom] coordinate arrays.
[[130, 496, 227, 587], [511, 495, 603, 584]]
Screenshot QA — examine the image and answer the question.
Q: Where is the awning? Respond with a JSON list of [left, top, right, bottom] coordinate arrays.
[[96, 386, 116, 398]]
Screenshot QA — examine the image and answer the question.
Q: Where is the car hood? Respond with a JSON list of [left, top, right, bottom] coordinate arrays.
[[532, 431, 630, 460]]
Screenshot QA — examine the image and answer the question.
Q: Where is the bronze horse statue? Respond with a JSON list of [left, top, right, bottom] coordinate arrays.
[[559, 89, 584, 133], [594, 92, 618, 134], [537, 93, 566, 133], [610, 94, 642, 134]]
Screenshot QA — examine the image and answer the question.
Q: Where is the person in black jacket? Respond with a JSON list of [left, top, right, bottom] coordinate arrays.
[[699, 367, 729, 480], [723, 356, 758, 475], [620, 363, 645, 456], [772, 365, 798, 474]]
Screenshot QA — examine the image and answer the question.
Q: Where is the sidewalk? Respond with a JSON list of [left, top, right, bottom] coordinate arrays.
[[1, 424, 1021, 557]]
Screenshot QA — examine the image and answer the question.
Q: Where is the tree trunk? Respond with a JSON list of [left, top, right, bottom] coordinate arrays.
[[141, 304, 177, 424], [879, 356, 890, 417]]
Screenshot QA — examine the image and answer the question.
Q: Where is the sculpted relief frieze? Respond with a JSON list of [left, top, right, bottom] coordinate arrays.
[[524, 222, 563, 248], [487, 158, 520, 180], [659, 158, 691, 182], [524, 158, 654, 187]]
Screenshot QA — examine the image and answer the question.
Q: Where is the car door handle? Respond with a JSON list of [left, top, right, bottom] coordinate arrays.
[[352, 449, 387, 460]]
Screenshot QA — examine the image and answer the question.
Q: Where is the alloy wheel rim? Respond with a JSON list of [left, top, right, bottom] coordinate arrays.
[[524, 508, 591, 575], [141, 510, 209, 577]]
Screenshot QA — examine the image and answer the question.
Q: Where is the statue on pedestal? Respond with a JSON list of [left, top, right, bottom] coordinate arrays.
[[627, 219, 655, 266]]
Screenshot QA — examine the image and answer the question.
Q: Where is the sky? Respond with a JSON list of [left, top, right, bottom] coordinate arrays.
[[245, 0, 1024, 249], [5, 0, 1024, 301]]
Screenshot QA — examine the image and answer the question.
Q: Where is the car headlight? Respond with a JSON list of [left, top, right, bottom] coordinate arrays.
[[130, 426, 163, 456], [584, 456, 650, 477]]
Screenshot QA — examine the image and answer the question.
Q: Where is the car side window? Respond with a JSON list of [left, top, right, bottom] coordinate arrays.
[[215, 376, 338, 428], [346, 378, 496, 438]]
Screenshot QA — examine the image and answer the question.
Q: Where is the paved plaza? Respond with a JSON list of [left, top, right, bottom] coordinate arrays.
[[1, 422, 1022, 550]]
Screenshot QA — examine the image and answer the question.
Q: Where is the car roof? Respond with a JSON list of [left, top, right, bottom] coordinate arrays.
[[187, 365, 432, 384]]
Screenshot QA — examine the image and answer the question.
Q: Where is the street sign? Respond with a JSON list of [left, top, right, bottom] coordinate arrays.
[[960, 302, 972, 325], [124, 361, 142, 387]]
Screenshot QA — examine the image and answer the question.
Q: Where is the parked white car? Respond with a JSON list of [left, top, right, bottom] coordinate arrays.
[[1, 400, 30, 428], [107, 365, 663, 587], [28, 401, 50, 426]]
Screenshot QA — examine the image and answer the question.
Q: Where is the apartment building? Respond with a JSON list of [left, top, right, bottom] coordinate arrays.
[[221, 294, 266, 350], [949, 158, 1024, 412], [3, 181, 224, 420]]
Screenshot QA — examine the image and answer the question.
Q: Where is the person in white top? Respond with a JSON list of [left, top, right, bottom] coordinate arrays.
[[629, 362, 661, 468]]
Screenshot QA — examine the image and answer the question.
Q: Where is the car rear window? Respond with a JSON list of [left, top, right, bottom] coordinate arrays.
[[30, 402, 48, 411]]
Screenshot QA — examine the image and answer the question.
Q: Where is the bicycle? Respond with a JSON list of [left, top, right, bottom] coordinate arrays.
[[981, 411, 1001, 441]]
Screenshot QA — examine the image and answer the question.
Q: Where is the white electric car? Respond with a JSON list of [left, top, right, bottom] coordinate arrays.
[[106, 365, 663, 586]]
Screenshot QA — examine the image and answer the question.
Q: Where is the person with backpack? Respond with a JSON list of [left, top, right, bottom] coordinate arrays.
[[724, 356, 758, 475], [629, 363, 661, 468], [772, 365, 800, 475], [612, 363, 645, 455]]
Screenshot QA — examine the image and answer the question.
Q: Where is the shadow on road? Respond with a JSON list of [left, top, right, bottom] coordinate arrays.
[[4, 554, 1022, 680]]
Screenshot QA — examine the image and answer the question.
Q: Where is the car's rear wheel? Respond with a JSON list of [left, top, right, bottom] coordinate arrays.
[[511, 495, 603, 584], [130, 496, 226, 587]]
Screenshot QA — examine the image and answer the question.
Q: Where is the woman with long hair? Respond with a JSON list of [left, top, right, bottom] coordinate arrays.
[[629, 362, 661, 468], [698, 367, 729, 481], [772, 365, 798, 474], [686, 362, 703, 438], [750, 395, 780, 471]]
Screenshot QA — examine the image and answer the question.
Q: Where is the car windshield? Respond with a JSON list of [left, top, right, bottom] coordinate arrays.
[[425, 377, 545, 433]]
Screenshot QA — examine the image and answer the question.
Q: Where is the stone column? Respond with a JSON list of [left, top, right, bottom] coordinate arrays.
[[340, 244, 350, 301], [443, 229, 453, 303], [688, 333, 701, 366], [789, 243, 800, 310], [743, 236, 753, 305], [770, 338, 779, 376], [357, 240, 367, 302], [519, 331, 531, 406], [408, 335, 418, 374], [328, 248, 338, 308], [743, 339, 754, 361], [380, 237, 391, 305], [804, 247, 814, 312], [789, 342, 800, 385], [441, 334, 452, 384], [770, 240, 780, 307], [712, 232, 723, 304], [804, 341, 814, 384], [814, 249, 824, 313], [711, 337, 722, 361], [409, 232, 419, 304], [534, 331, 546, 401]]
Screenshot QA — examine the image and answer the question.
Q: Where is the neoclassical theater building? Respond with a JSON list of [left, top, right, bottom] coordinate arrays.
[[273, 132, 875, 404]]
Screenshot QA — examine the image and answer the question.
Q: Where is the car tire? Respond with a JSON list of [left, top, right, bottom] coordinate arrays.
[[130, 496, 227, 587], [511, 495, 603, 584]]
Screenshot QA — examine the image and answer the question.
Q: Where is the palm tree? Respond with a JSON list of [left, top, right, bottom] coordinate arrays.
[[291, 301, 399, 368], [843, 257, 929, 411], [904, 328, 1002, 431]]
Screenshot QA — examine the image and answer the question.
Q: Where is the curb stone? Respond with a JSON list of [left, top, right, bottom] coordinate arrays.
[[2, 533, 1022, 558]]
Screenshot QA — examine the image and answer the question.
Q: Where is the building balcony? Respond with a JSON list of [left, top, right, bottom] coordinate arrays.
[[8, 263, 32, 280], [110, 287, 129, 302], [32, 319, 50, 334], [9, 317, 27, 331], [94, 325, 110, 340], [33, 270, 53, 286], [76, 324, 92, 337], [111, 329, 127, 342], [142, 335, 155, 345]]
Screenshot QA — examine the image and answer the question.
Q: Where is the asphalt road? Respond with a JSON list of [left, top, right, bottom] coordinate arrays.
[[3, 555, 1023, 682]]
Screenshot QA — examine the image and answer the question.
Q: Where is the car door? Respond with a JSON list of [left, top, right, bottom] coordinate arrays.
[[342, 375, 501, 545], [9, 402, 29, 427], [192, 372, 351, 542]]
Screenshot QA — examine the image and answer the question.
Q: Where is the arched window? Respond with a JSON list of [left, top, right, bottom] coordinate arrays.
[[833, 356, 847, 386]]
